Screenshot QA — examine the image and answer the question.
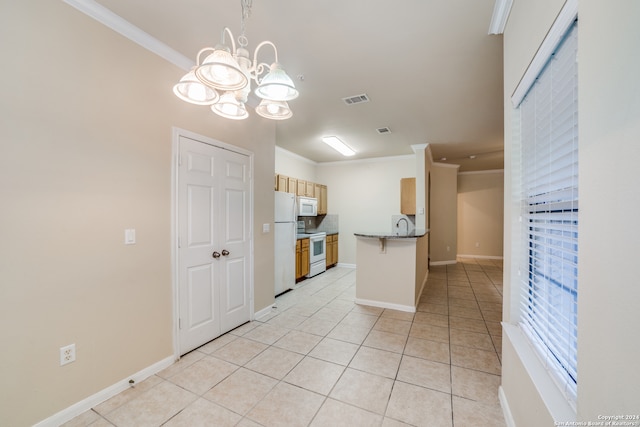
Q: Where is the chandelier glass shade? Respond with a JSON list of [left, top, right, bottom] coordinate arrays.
[[172, 68, 219, 105], [253, 63, 299, 101], [195, 45, 248, 91], [211, 91, 249, 120], [255, 99, 292, 120], [172, 2, 298, 120]]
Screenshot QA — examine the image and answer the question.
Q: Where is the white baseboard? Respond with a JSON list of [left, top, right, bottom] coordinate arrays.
[[499, 385, 516, 427], [34, 355, 175, 427], [254, 305, 274, 320], [457, 254, 504, 260], [354, 298, 416, 313], [429, 260, 457, 266], [337, 262, 356, 269]]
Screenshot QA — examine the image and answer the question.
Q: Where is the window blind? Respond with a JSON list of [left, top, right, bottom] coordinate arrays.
[[518, 22, 579, 403]]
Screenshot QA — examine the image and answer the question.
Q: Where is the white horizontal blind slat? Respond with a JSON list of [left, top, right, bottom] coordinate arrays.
[[518, 21, 579, 403]]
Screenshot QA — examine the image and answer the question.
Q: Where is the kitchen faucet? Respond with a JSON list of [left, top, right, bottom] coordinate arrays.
[[396, 217, 409, 234]]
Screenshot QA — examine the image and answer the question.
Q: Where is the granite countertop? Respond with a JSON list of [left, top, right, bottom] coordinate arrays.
[[354, 229, 429, 239]]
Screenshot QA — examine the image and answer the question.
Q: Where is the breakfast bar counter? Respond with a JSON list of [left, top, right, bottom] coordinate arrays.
[[354, 229, 429, 312]]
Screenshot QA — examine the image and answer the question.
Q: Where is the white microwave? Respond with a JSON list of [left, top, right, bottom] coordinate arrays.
[[297, 196, 318, 217]]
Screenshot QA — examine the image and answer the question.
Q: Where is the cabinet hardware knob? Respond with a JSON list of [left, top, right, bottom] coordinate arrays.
[[212, 251, 221, 258], [221, 249, 230, 256]]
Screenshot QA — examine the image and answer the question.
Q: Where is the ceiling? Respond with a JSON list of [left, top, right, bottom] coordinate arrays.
[[94, 0, 505, 171]]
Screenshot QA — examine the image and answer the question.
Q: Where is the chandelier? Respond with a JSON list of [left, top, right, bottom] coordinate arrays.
[[172, 0, 298, 120]]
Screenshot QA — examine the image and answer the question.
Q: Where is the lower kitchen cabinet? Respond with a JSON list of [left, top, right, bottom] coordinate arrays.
[[326, 234, 339, 268], [296, 238, 310, 280]]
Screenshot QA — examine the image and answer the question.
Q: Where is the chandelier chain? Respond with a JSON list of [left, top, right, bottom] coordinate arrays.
[[239, 0, 253, 48]]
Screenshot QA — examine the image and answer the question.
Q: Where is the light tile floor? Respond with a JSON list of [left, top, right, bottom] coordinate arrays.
[[65, 258, 506, 427]]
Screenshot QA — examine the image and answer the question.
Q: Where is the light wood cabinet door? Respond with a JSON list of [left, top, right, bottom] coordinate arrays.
[[332, 234, 338, 265], [317, 184, 328, 214], [296, 179, 306, 196], [326, 234, 338, 267], [300, 238, 310, 277], [305, 181, 315, 198], [400, 177, 416, 215], [276, 174, 288, 192], [295, 239, 302, 279], [287, 177, 297, 195]]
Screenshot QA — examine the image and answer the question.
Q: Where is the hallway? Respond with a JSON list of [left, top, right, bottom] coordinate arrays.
[[65, 258, 505, 427]]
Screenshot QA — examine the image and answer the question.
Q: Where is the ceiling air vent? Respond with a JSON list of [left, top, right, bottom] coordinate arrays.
[[376, 127, 391, 134], [342, 94, 370, 105]]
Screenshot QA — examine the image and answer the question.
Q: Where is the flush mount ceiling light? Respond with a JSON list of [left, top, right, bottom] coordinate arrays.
[[173, 0, 298, 120], [322, 136, 355, 157]]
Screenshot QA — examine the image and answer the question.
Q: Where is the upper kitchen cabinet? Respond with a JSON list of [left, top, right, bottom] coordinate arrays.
[[287, 177, 298, 195], [295, 179, 314, 197], [296, 179, 307, 196], [276, 174, 288, 191], [305, 180, 315, 197], [316, 184, 328, 215], [400, 177, 416, 215], [275, 174, 328, 214], [275, 174, 298, 195]]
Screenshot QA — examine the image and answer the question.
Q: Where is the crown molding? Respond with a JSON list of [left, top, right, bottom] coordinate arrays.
[[488, 0, 514, 35], [62, 0, 194, 71], [458, 169, 504, 176], [433, 162, 461, 169]]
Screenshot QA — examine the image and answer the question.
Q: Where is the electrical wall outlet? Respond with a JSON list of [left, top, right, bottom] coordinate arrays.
[[60, 344, 76, 366]]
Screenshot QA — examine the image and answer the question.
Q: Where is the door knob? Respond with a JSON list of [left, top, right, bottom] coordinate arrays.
[[212, 251, 221, 258], [221, 249, 230, 256]]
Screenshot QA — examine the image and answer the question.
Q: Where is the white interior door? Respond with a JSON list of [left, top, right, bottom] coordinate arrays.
[[178, 135, 251, 355], [218, 152, 251, 334]]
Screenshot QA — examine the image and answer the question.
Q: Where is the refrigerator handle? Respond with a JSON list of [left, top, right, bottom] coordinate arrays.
[[292, 195, 297, 221], [291, 222, 296, 247]]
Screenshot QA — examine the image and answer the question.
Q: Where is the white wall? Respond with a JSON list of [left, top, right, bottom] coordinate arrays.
[[501, 0, 640, 424], [275, 146, 318, 182]]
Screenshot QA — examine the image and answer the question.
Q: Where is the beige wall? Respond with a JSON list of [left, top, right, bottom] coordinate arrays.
[[0, 2, 276, 425], [502, 0, 640, 424], [355, 238, 418, 308], [429, 164, 459, 263], [414, 233, 430, 301], [577, 0, 640, 420], [457, 171, 504, 257], [355, 235, 429, 310]]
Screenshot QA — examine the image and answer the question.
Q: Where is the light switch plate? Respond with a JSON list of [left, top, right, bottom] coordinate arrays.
[[124, 229, 136, 245], [262, 223, 270, 233]]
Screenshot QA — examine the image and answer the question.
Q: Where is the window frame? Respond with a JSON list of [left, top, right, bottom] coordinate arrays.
[[511, 9, 579, 407]]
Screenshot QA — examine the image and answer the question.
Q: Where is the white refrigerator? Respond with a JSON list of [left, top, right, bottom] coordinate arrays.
[[274, 191, 296, 296]]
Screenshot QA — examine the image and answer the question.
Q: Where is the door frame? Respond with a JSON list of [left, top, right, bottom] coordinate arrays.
[[171, 127, 255, 359]]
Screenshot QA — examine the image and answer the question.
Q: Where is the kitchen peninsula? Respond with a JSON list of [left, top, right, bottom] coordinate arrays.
[[354, 229, 429, 312]]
